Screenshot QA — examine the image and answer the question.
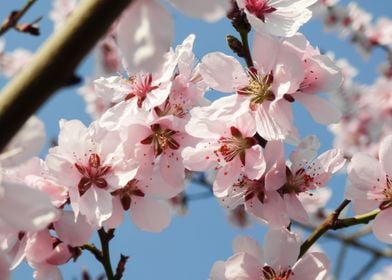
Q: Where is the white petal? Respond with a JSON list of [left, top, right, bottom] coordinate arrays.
[[117, 0, 174, 72]]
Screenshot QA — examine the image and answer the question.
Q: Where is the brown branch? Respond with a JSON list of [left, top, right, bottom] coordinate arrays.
[[0, 0, 37, 36], [299, 199, 351, 258], [0, 0, 134, 152]]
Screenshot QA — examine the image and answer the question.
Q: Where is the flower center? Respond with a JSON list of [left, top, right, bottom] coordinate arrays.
[[111, 179, 145, 211], [238, 70, 275, 110], [217, 126, 256, 165], [125, 73, 159, 108], [140, 123, 180, 156], [244, 0, 277, 22], [261, 265, 293, 280], [280, 166, 314, 194], [380, 175, 392, 210], [74, 153, 112, 196], [154, 100, 186, 118]]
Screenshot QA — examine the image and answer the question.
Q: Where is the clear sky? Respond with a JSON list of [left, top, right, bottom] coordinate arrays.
[[1, 0, 392, 279]]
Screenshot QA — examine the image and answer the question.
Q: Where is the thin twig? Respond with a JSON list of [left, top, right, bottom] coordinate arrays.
[[299, 199, 352, 258], [98, 228, 115, 280], [0, 0, 37, 36]]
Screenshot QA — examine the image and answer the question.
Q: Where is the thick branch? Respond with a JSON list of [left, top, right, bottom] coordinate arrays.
[[0, 0, 134, 152]]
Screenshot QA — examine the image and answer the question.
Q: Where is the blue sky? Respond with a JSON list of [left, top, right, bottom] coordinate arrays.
[[1, 0, 392, 279]]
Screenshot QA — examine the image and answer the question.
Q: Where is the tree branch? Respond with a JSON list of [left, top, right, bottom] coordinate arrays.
[[98, 228, 115, 280], [0, 0, 37, 36], [0, 0, 134, 152], [299, 201, 381, 258]]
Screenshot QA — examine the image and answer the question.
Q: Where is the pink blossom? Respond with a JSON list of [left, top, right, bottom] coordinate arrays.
[[199, 32, 306, 140], [0, 46, 33, 78], [46, 120, 138, 227], [279, 136, 345, 223], [365, 17, 392, 47], [108, 177, 171, 232], [283, 34, 343, 125], [210, 228, 330, 280], [347, 135, 392, 243], [183, 113, 265, 197], [236, 0, 317, 37], [122, 114, 192, 192], [216, 140, 289, 228]]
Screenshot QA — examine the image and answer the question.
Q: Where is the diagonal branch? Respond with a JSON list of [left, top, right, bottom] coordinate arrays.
[[0, 0, 134, 152]]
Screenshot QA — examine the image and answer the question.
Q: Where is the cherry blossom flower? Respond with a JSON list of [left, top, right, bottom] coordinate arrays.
[[183, 113, 265, 197], [107, 176, 172, 232], [121, 114, 192, 193], [215, 140, 289, 228], [0, 45, 33, 78], [10, 211, 93, 279], [236, 0, 318, 37], [199, 32, 305, 140], [46, 119, 138, 227], [210, 228, 330, 280], [278, 136, 345, 223], [282, 34, 343, 125], [347, 135, 392, 243]]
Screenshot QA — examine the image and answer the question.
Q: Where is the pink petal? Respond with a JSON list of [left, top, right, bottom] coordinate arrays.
[[379, 135, 392, 176], [292, 252, 330, 280], [182, 143, 218, 172], [244, 145, 266, 180], [32, 263, 62, 280], [348, 153, 385, 192], [104, 197, 125, 229], [295, 93, 342, 124], [214, 159, 242, 197], [160, 152, 185, 190], [169, 0, 229, 22], [284, 193, 309, 224], [264, 141, 286, 191], [46, 243, 72, 265], [264, 228, 301, 270], [232, 236, 263, 261], [224, 252, 262, 280], [78, 187, 112, 228], [0, 182, 59, 232], [129, 197, 171, 232], [0, 255, 10, 280], [117, 0, 174, 72], [25, 230, 53, 263], [199, 52, 248, 93], [54, 211, 94, 247], [252, 32, 281, 73], [373, 208, 392, 244], [261, 191, 290, 228], [210, 261, 226, 280], [255, 103, 287, 141]]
